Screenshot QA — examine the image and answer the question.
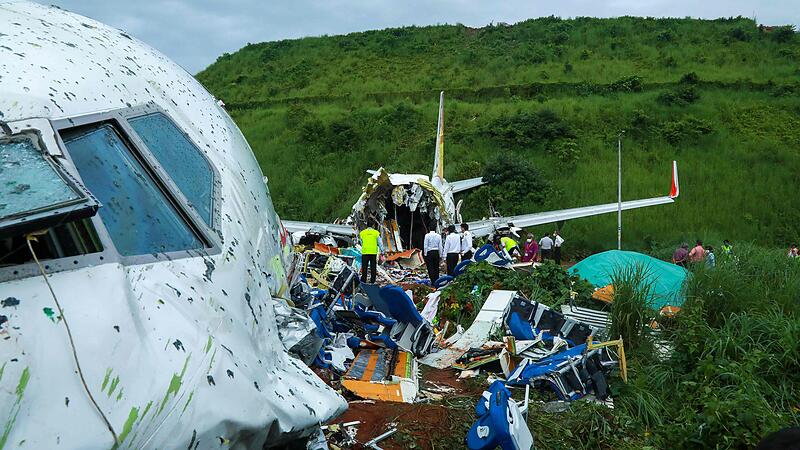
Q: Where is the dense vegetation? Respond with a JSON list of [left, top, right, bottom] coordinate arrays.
[[198, 16, 799, 255]]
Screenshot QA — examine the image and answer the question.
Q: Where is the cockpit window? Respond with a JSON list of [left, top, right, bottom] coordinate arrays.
[[62, 123, 204, 256], [128, 113, 215, 227], [0, 139, 82, 218]]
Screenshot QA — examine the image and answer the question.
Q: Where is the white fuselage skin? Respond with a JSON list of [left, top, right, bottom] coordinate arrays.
[[0, 3, 344, 449]]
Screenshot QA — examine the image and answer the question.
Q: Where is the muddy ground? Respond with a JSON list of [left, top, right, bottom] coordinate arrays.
[[330, 367, 484, 449]]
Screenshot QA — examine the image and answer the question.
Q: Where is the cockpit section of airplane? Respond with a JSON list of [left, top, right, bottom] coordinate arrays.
[[1, 104, 221, 281]]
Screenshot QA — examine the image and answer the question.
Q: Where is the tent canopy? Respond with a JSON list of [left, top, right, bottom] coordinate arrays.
[[569, 250, 687, 309]]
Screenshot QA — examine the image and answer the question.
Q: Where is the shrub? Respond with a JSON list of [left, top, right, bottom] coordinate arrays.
[[479, 153, 552, 214], [608, 75, 643, 92], [660, 116, 714, 144], [770, 26, 796, 43], [729, 26, 752, 42], [485, 109, 574, 148], [657, 86, 700, 105], [656, 30, 674, 42], [548, 138, 580, 166], [680, 71, 699, 84]]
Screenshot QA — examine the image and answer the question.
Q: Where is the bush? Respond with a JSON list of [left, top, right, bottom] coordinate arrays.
[[680, 71, 700, 84], [485, 109, 574, 148], [478, 153, 553, 214], [608, 75, 643, 93], [548, 138, 580, 166], [657, 86, 700, 105], [770, 26, 796, 43], [660, 116, 714, 144], [729, 26, 752, 42]]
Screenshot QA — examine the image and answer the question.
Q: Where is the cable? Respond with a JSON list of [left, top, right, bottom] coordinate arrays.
[[26, 233, 119, 445]]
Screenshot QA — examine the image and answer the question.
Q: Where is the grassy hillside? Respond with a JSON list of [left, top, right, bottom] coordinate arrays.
[[197, 17, 800, 255]]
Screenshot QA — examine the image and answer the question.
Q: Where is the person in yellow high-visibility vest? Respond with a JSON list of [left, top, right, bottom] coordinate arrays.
[[500, 235, 521, 260], [359, 222, 382, 283]]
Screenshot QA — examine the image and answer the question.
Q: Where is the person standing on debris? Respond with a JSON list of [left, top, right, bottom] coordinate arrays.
[[672, 243, 689, 267], [359, 222, 381, 284], [444, 224, 461, 276], [688, 240, 705, 263], [706, 246, 716, 268], [553, 230, 565, 265], [523, 234, 539, 262], [423, 228, 443, 282], [460, 223, 474, 261], [539, 233, 554, 261]]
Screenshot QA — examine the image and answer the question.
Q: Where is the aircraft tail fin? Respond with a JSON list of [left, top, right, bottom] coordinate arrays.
[[669, 161, 679, 198], [432, 91, 445, 182]]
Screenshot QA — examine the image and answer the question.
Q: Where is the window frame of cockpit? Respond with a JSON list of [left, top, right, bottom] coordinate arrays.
[[0, 105, 222, 282]]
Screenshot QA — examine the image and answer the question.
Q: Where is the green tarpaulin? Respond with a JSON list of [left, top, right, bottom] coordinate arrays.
[[569, 250, 687, 309]]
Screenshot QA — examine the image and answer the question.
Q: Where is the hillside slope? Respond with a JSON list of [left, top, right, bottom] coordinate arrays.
[[197, 17, 800, 254]]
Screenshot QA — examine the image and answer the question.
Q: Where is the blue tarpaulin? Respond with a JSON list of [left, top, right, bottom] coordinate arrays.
[[569, 250, 687, 308]]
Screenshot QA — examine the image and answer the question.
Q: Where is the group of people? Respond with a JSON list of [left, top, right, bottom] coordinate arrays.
[[672, 239, 718, 268], [359, 220, 568, 284], [423, 223, 473, 282], [672, 239, 799, 269], [518, 231, 565, 264]]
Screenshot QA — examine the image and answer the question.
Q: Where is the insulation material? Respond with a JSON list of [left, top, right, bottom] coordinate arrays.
[[341, 349, 419, 403]]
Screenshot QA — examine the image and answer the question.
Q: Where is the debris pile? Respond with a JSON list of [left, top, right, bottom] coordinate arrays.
[[288, 233, 638, 449]]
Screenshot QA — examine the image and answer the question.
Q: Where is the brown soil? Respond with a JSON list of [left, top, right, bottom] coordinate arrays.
[[329, 367, 483, 449]]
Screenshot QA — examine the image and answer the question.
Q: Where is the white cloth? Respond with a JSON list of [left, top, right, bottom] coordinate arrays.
[[423, 231, 443, 256], [460, 230, 474, 254], [539, 236, 554, 250], [554, 235, 564, 247], [444, 232, 461, 255]]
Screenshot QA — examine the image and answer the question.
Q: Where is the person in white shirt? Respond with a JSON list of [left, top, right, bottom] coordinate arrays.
[[443, 224, 461, 276], [423, 229, 443, 282], [539, 234, 554, 261], [553, 230, 565, 265], [460, 223, 474, 261]]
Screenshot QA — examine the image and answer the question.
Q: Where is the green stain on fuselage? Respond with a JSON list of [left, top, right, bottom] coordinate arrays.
[[101, 368, 112, 391], [107, 375, 120, 397], [117, 407, 138, 443], [0, 367, 31, 450], [181, 391, 194, 414], [204, 335, 212, 353], [157, 354, 191, 415]]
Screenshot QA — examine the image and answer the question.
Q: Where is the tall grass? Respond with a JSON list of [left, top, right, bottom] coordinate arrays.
[[608, 264, 656, 352]]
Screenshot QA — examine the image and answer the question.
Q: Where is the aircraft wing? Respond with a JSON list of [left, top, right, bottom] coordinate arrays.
[[468, 161, 680, 238], [468, 196, 675, 238], [282, 220, 357, 237], [450, 176, 486, 193]]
